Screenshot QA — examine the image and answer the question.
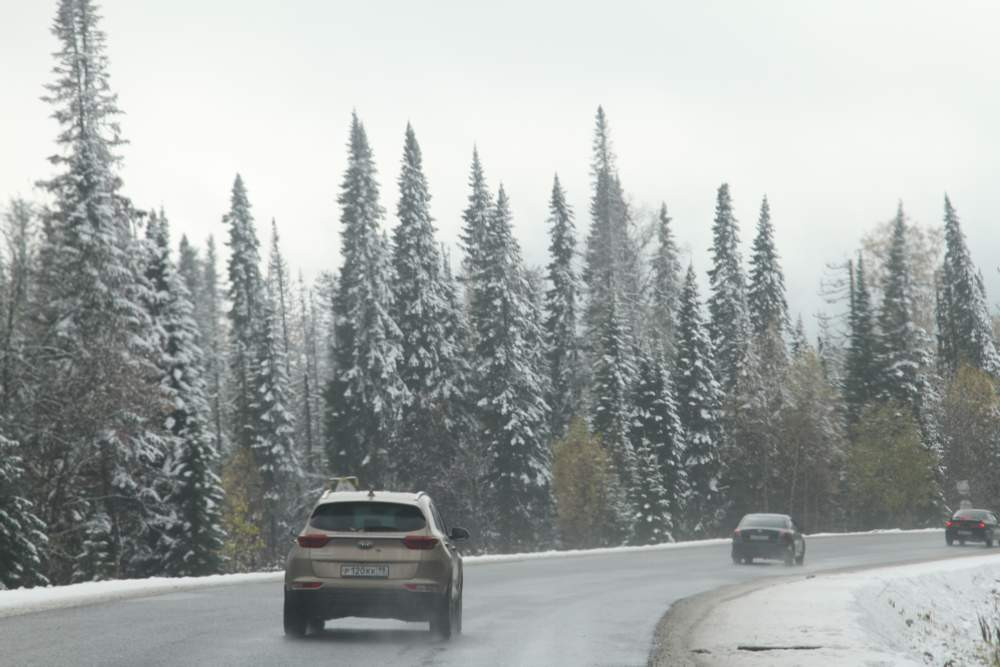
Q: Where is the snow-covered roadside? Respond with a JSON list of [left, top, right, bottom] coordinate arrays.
[[690, 550, 1000, 666], [0, 527, 938, 621]]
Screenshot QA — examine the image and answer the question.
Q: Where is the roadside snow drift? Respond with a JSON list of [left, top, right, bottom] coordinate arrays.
[[692, 550, 1000, 666]]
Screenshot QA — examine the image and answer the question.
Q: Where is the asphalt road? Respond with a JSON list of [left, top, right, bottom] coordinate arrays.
[[0, 530, 982, 667]]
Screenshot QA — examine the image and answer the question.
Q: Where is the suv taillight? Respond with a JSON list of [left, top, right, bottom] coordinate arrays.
[[980, 521, 987, 529], [403, 535, 438, 550], [297, 534, 330, 548], [945, 520, 953, 528]]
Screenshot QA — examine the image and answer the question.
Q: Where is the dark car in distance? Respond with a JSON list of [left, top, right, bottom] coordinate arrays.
[[946, 509, 998, 547], [731, 513, 805, 566]]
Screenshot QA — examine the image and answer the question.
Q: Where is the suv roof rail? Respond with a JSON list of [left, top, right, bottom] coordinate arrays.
[[415, 491, 426, 500]]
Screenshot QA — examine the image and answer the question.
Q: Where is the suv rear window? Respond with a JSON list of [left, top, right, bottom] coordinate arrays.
[[310, 502, 426, 533], [953, 510, 991, 521]]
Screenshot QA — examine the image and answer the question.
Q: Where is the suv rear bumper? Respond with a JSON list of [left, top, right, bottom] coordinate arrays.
[[286, 587, 441, 622]]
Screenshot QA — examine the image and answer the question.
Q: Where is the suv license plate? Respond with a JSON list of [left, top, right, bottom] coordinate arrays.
[[749, 535, 770, 541], [341, 564, 390, 578], [957, 530, 972, 536]]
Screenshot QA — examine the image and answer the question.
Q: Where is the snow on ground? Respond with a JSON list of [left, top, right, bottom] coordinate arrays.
[[692, 549, 1000, 666], [0, 528, 941, 621]]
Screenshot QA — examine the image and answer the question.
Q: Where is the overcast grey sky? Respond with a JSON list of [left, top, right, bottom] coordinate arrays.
[[3, 0, 1000, 329]]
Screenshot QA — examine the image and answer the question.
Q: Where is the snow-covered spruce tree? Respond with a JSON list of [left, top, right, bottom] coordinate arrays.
[[843, 255, 878, 425], [650, 203, 683, 362], [875, 205, 944, 518], [176, 235, 203, 331], [143, 211, 224, 577], [675, 265, 724, 535], [543, 174, 581, 440], [0, 434, 48, 589], [937, 195, 1000, 378], [583, 107, 641, 343], [627, 351, 686, 544], [325, 113, 407, 486], [468, 182, 552, 552], [28, 0, 165, 583], [251, 283, 302, 564], [202, 235, 226, 455], [460, 147, 493, 295], [590, 290, 637, 538], [706, 183, 751, 393], [875, 205, 934, 413], [295, 273, 322, 471], [224, 174, 264, 456], [747, 195, 789, 368], [267, 219, 294, 378], [390, 124, 469, 514]]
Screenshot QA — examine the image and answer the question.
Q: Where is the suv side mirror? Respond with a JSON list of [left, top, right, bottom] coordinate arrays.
[[449, 526, 470, 541]]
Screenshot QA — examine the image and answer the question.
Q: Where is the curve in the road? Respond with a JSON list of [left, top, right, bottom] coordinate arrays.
[[0, 530, 978, 667]]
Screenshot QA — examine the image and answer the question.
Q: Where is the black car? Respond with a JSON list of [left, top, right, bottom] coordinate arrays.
[[946, 509, 998, 547], [731, 513, 806, 566]]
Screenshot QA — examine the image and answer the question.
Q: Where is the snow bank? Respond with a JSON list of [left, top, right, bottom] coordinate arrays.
[[0, 527, 940, 620], [691, 551, 1000, 666], [0, 572, 282, 619]]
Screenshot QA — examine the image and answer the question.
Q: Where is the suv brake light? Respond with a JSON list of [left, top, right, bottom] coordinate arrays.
[[945, 520, 953, 528], [297, 534, 331, 548], [403, 535, 438, 550], [980, 521, 987, 529]]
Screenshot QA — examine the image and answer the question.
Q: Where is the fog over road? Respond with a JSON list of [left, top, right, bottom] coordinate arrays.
[[0, 531, 979, 667]]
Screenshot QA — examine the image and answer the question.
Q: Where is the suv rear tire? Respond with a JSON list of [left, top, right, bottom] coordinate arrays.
[[430, 587, 458, 640], [283, 591, 308, 638]]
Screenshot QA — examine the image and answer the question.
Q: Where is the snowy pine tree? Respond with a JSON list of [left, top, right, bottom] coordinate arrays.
[[937, 195, 1000, 378], [143, 211, 224, 577], [27, 0, 166, 582], [675, 265, 724, 535], [747, 195, 789, 368], [650, 203, 683, 362], [390, 124, 469, 511], [251, 283, 301, 563], [201, 236, 226, 455], [467, 180, 552, 552], [590, 290, 638, 536], [325, 113, 407, 486], [627, 351, 686, 544], [707, 183, 751, 392], [543, 174, 581, 439], [844, 255, 878, 425]]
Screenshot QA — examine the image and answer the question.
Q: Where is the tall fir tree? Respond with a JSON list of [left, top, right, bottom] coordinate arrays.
[[584, 107, 640, 343], [468, 181, 552, 552], [325, 113, 407, 486], [675, 265, 724, 535], [706, 183, 751, 392], [27, 0, 165, 582], [590, 290, 637, 538], [251, 283, 301, 563], [267, 219, 294, 378], [843, 255, 878, 425], [202, 235, 226, 455], [143, 211, 224, 577], [747, 195, 789, 366], [876, 204, 933, 411], [627, 351, 686, 544], [937, 195, 1000, 378], [650, 203, 683, 362], [390, 124, 468, 513], [224, 174, 264, 456], [543, 174, 581, 439]]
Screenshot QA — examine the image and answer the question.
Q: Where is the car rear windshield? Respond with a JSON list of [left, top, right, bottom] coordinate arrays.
[[310, 502, 427, 533], [953, 510, 991, 521], [738, 514, 788, 529]]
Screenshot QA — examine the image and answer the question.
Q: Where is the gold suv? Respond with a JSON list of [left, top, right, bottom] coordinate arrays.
[[283, 480, 469, 639]]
